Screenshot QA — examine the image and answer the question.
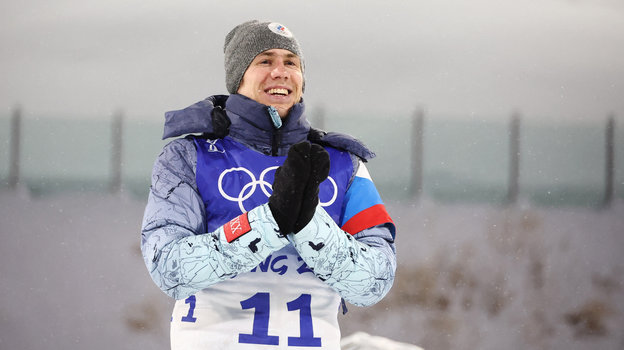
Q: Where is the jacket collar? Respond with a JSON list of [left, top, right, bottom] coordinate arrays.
[[162, 94, 310, 156], [225, 94, 310, 156]]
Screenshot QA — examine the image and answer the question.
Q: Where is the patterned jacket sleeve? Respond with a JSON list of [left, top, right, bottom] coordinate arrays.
[[142, 139, 396, 304], [141, 138, 289, 300], [290, 159, 397, 307]]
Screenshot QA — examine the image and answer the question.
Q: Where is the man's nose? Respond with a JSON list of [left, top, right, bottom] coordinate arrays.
[[270, 63, 288, 79]]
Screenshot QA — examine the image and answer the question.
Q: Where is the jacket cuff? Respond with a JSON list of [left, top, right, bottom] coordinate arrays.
[[219, 203, 290, 252]]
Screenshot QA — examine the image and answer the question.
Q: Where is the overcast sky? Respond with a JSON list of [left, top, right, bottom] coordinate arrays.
[[1, 0, 623, 123]]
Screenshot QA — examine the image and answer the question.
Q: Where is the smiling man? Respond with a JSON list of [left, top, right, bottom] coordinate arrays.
[[236, 49, 303, 117], [141, 20, 396, 349]]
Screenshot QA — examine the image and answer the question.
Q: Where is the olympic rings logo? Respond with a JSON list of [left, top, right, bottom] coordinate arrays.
[[218, 166, 338, 213]]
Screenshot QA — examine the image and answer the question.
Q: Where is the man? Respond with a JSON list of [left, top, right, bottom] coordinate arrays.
[[141, 20, 396, 349]]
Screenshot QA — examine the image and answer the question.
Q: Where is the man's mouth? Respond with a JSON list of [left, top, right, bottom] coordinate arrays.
[[266, 88, 290, 96]]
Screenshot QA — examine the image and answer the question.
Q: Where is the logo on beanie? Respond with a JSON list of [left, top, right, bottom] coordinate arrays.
[[268, 22, 293, 38]]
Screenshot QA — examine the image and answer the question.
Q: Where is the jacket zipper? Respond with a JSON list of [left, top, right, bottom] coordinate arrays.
[[271, 129, 281, 156]]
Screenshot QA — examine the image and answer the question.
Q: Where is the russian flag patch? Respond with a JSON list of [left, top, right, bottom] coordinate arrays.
[[340, 161, 395, 237]]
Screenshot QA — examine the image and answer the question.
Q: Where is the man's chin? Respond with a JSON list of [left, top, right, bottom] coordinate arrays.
[[272, 105, 293, 118], [260, 101, 294, 116]]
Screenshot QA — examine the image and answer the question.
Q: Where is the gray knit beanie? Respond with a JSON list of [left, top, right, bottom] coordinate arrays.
[[224, 20, 304, 94]]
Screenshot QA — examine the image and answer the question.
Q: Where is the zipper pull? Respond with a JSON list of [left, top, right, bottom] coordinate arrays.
[[267, 106, 282, 129]]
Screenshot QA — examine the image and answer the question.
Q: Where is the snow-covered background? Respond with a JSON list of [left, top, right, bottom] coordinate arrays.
[[2, 0, 623, 122], [1, 189, 622, 350], [2, 0, 623, 348]]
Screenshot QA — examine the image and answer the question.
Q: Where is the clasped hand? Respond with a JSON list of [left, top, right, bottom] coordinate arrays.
[[268, 142, 330, 235]]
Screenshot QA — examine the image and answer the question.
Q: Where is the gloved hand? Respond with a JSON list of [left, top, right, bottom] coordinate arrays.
[[293, 143, 330, 232], [269, 142, 330, 235]]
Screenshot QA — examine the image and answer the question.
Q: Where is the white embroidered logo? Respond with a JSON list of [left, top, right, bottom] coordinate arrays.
[[218, 166, 338, 213], [267, 22, 293, 38], [206, 139, 225, 153]]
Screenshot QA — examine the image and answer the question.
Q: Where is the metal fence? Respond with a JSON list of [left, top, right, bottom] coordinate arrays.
[[1, 107, 621, 207]]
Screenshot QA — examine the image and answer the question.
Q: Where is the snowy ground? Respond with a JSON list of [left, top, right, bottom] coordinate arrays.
[[1, 189, 623, 350], [341, 199, 624, 350]]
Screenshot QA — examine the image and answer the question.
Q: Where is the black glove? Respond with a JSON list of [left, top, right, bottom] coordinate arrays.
[[293, 144, 330, 232], [268, 142, 330, 235], [269, 142, 312, 235]]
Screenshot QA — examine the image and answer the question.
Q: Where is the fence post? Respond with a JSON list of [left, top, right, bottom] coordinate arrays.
[[604, 113, 615, 207], [110, 110, 123, 193], [410, 108, 424, 198], [8, 106, 22, 189], [507, 111, 521, 205]]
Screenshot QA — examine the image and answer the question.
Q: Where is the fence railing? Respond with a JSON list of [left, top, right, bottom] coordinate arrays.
[[400, 110, 618, 207], [1, 107, 620, 208]]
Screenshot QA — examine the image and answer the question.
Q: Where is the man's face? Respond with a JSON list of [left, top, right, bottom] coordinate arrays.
[[237, 49, 303, 118]]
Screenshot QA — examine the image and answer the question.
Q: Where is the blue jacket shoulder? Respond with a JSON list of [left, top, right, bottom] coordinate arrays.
[[308, 127, 375, 162]]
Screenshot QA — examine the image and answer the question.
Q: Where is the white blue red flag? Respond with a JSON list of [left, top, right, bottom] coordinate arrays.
[[340, 161, 395, 238]]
